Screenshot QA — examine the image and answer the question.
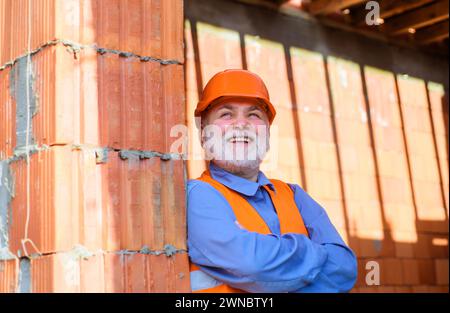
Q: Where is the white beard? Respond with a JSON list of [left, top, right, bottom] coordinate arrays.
[[202, 125, 270, 174]]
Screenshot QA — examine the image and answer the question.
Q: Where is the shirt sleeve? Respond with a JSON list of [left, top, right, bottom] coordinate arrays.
[[288, 184, 358, 293], [187, 180, 328, 293]]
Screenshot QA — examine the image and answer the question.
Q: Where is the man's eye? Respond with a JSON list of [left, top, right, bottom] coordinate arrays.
[[220, 112, 231, 118], [249, 112, 261, 118]]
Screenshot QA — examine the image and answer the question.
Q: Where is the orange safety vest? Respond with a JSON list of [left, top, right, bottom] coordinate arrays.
[[190, 169, 309, 293]]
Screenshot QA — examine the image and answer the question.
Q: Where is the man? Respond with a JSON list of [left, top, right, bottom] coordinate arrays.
[[187, 69, 357, 293]]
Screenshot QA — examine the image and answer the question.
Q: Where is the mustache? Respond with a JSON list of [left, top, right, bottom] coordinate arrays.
[[223, 129, 257, 143]]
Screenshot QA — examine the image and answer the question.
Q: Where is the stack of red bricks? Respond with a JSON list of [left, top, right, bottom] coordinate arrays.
[[0, 0, 189, 292]]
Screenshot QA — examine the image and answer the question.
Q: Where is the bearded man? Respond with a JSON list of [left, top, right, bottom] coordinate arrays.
[[187, 69, 357, 293]]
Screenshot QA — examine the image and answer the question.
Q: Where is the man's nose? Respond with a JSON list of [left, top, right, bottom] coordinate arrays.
[[232, 114, 250, 128]]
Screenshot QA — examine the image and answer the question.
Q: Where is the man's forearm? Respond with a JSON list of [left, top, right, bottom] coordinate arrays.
[[292, 244, 357, 293], [188, 232, 329, 292]]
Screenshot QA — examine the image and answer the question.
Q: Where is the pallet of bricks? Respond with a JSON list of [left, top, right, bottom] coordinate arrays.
[[0, 0, 189, 292]]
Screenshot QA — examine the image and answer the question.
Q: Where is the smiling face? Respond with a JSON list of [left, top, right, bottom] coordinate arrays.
[[201, 97, 271, 175]]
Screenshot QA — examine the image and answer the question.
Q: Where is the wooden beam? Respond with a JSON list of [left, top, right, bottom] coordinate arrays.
[[264, 0, 291, 5], [415, 20, 449, 44], [350, 0, 435, 25], [382, 0, 449, 35], [308, 0, 366, 15]]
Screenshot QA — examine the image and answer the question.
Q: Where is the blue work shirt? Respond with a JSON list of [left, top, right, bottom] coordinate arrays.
[[187, 162, 357, 293]]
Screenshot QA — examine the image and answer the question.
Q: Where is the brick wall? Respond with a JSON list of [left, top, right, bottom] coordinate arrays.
[[0, 0, 188, 292]]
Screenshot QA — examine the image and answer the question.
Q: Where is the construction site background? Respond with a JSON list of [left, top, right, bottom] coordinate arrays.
[[0, 0, 449, 293]]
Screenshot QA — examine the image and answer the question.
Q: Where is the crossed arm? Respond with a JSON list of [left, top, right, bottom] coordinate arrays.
[[187, 180, 357, 293]]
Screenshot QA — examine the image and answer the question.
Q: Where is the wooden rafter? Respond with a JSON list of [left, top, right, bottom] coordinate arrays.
[[350, 0, 435, 25], [415, 19, 449, 44], [265, 0, 291, 5], [382, 0, 449, 35], [241, 0, 449, 53], [309, 0, 367, 15]]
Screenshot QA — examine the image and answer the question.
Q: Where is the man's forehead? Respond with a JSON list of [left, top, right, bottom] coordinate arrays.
[[216, 103, 264, 111], [210, 98, 266, 112]]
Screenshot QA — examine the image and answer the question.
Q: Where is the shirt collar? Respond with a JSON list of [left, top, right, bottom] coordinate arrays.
[[208, 162, 275, 196]]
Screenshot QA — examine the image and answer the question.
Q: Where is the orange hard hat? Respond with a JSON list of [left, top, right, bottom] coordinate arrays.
[[195, 69, 276, 124]]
